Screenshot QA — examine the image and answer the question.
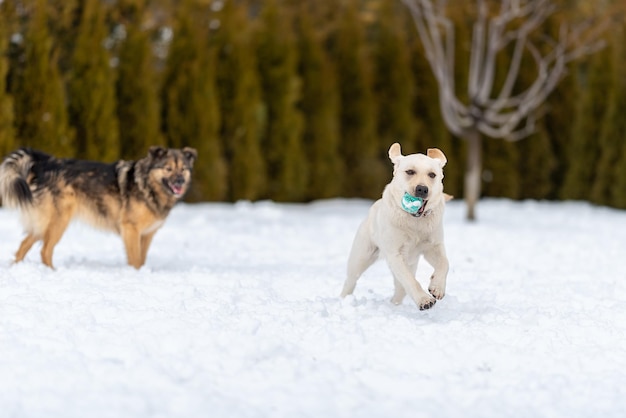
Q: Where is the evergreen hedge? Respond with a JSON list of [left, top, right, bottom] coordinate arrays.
[[0, 0, 624, 208]]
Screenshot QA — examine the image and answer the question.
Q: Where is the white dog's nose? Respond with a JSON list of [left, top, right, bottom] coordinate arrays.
[[415, 185, 429, 198]]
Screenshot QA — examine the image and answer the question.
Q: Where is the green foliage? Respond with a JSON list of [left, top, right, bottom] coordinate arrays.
[[161, 0, 226, 201], [47, 0, 81, 75], [560, 51, 611, 200], [508, 38, 557, 201], [591, 26, 626, 206], [0, 4, 15, 158], [213, 0, 267, 202], [541, 73, 577, 199], [1, 0, 624, 207], [116, 5, 164, 160], [296, 5, 344, 200], [482, 139, 520, 199], [256, 0, 308, 202], [11, 0, 74, 155], [517, 125, 557, 200], [330, 0, 386, 198], [371, 1, 417, 156], [68, 0, 119, 161], [607, 24, 626, 209]]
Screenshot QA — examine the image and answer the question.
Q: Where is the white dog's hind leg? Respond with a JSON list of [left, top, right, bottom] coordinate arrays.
[[341, 224, 378, 297], [424, 244, 449, 300], [386, 254, 435, 310]]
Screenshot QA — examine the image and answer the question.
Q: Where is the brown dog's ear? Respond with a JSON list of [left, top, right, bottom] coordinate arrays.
[[182, 147, 198, 167], [149, 146, 168, 160], [388, 143, 403, 165], [427, 148, 447, 167], [444, 193, 454, 202]]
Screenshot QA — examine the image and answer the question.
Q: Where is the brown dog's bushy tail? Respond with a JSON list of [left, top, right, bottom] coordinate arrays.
[[0, 148, 36, 208]]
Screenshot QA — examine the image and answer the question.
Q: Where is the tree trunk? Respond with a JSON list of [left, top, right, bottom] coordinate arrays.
[[464, 129, 482, 221]]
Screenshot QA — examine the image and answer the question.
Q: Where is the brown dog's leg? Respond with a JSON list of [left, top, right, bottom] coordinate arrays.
[[40, 214, 72, 269], [15, 233, 39, 263], [121, 224, 142, 269], [139, 230, 158, 267]]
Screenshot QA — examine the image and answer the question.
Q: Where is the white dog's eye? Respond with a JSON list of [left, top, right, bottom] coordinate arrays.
[[405, 169, 416, 176], [428, 172, 436, 179]]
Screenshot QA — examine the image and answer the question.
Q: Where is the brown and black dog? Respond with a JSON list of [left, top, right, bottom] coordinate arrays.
[[0, 146, 197, 269]]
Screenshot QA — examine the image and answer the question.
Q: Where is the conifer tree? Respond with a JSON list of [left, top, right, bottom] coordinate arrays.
[[213, 0, 267, 201], [256, 0, 308, 202], [497, 38, 554, 200], [371, 1, 418, 157], [330, 0, 386, 198], [592, 26, 625, 206], [296, 5, 344, 200], [543, 69, 577, 199], [608, 7, 626, 208], [560, 51, 611, 200], [162, 1, 226, 201], [116, 3, 164, 160], [478, 42, 519, 199], [12, 0, 74, 155], [47, 0, 80, 75], [68, 0, 120, 162], [482, 139, 520, 199], [516, 125, 556, 200], [0, 4, 15, 158]]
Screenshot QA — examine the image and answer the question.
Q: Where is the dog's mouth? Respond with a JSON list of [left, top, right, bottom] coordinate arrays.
[[401, 192, 430, 217], [163, 179, 185, 197], [416, 199, 428, 217]]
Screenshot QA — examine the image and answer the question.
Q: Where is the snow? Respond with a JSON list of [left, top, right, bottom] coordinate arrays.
[[1, 198, 625, 418]]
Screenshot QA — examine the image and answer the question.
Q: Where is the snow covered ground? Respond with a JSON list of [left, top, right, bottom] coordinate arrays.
[[1, 198, 625, 418]]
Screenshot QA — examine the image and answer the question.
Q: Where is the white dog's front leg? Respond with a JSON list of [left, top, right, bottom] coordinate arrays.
[[391, 277, 406, 305], [424, 244, 449, 300], [391, 260, 418, 305], [386, 254, 435, 310]]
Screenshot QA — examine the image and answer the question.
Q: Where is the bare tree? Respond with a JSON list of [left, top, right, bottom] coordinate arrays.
[[401, 0, 606, 220]]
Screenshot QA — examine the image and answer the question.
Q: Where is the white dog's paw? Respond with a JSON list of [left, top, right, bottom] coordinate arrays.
[[418, 294, 436, 310], [429, 275, 446, 300], [428, 285, 445, 300], [391, 295, 404, 305]]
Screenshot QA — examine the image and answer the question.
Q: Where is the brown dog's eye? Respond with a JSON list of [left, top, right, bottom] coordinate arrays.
[[428, 172, 436, 179], [405, 169, 416, 176]]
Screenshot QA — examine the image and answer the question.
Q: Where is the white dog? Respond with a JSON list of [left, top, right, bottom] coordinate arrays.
[[340, 143, 449, 310]]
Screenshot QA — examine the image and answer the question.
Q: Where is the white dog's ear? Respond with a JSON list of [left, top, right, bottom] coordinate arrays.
[[427, 148, 447, 167], [388, 143, 403, 165]]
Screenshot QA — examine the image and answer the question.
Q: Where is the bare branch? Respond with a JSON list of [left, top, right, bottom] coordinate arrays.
[[403, 0, 607, 141], [468, 0, 487, 99], [401, 0, 473, 135]]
